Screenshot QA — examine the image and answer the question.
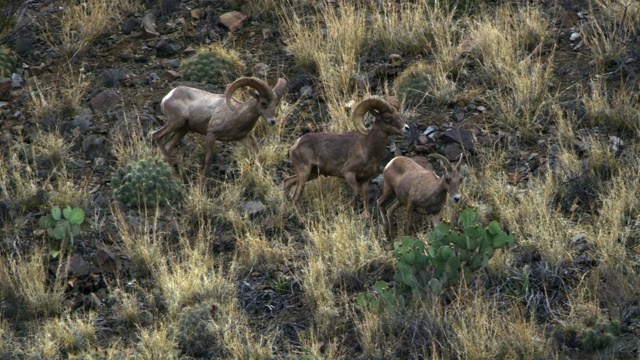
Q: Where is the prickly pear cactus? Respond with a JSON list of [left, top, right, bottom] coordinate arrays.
[[175, 303, 218, 357], [112, 157, 179, 208], [0, 46, 15, 77], [180, 45, 244, 86], [425, 208, 515, 292]]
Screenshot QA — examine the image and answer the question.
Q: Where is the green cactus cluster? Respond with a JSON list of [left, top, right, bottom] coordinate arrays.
[[578, 318, 621, 351], [180, 45, 244, 86], [0, 46, 15, 77], [423, 208, 515, 293], [112, 157, 179, 208], [175, 303, 218, 356]]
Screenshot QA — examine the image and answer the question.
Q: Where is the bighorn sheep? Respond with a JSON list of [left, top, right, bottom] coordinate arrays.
[[153, 77, 288, 178], [284, 96, 410, 215], [377, 154, 463, 238]]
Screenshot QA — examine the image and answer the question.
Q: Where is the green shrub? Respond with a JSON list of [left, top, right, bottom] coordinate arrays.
[[180, 45, 244, 86], [0, 46, 15, 77], [112, 157, 179, 208]]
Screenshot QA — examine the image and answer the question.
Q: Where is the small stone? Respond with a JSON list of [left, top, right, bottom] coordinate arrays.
[[252, 63, 269, 77], [569, 32, 581, 41], [191, 8, 206, 20], [90, 89, 121, 113], [262, 28, 273, 40], [141, 12, 159, 39], [219, 11, 248, 32]]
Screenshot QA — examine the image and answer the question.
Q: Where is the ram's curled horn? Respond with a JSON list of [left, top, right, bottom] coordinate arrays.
[[351, 97, 393, 134], [427, 153, 454, 173], [225, 77, 276, 111]]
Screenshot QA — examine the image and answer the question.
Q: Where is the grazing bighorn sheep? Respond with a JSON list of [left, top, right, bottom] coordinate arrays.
[[377, 154, 463, 238], [153, 77, 288, 178], [284, 96, 410, 215]]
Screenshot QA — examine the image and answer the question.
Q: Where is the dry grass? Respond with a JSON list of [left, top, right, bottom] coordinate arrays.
[[2, 0, 640, 358], [40, 0, 141, 61]]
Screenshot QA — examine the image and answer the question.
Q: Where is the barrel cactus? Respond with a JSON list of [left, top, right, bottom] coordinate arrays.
[[175, 303, 219, 357], [0, 46, 15, 77], [180, 45, 244, 86], [112, 157, 179, 208]]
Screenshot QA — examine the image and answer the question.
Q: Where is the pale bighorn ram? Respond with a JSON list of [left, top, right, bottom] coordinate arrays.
[[284, 96, 410, 215], [153, 77, 288, 178], [377, 154, 463, 238]]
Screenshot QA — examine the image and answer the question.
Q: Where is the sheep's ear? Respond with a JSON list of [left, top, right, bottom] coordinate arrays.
[[455, 154, 464, 170]]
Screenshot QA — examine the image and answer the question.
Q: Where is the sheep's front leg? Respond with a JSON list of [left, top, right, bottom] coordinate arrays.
[[344, 173, 366, 215], [201, 132, 218, 184], [385, 199, 401, 240], [404, 203, 416, 235]]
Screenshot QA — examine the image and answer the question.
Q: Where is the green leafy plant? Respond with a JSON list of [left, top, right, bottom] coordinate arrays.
[[357, 280, 406, 313], [0, 46, 15, 77], [112, 157, 179, 208], [38, 205, 85, 257], [424, 208, 515, 293], [180, 45, 244, 86]]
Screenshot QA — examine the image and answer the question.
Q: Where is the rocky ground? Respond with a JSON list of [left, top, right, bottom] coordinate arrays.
[[1, 0, 640, 358]]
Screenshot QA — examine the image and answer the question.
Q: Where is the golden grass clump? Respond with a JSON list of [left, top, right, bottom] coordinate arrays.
[[467, 3, 554, 138], [40, 0, 140, 60]]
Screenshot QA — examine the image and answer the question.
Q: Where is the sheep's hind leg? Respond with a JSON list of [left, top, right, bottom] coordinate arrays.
[[153, 119, 186, 164]]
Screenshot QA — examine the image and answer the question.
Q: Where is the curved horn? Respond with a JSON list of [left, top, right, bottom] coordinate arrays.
[[427, 153, 454, 173], [272, 78, 288, 100], [350, 96, 394, 134], [225, 77, 276, 111]]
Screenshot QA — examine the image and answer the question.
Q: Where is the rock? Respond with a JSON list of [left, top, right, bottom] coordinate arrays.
[[120, 48, 135, 61], [262, 28, 273, 39], [191, 8, 206, 20], [94, 244, 119, 274], [388, 53, 402, 65], [90, 89, 121, 113], [440, 127, 476, 151], [569, 32, 580, 41], [67, 254, 92, 277], [141, 12, 159, 39], [440, 143, 464, 161], [299, 85, 313, 99], [241, 200, 267, 218], [120, 18, 139, 35], [219, 11, 248, 32], [155, 38, 182, 58], [82, 134, 110, 161], [11, 73, 23, 88], [0, 78, 11, 100], [252, 63, 269, 77]]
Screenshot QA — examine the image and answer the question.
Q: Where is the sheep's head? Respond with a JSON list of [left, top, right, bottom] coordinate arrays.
[[428, 153, 464, 202], [351, 96, 410, 135], [225, 77, 285, 126]]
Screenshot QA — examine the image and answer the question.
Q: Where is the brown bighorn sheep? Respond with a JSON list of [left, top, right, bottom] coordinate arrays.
[[377, 154, 463, 238], [284, 96, 410, 215], [153, 77, 288, 178]]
